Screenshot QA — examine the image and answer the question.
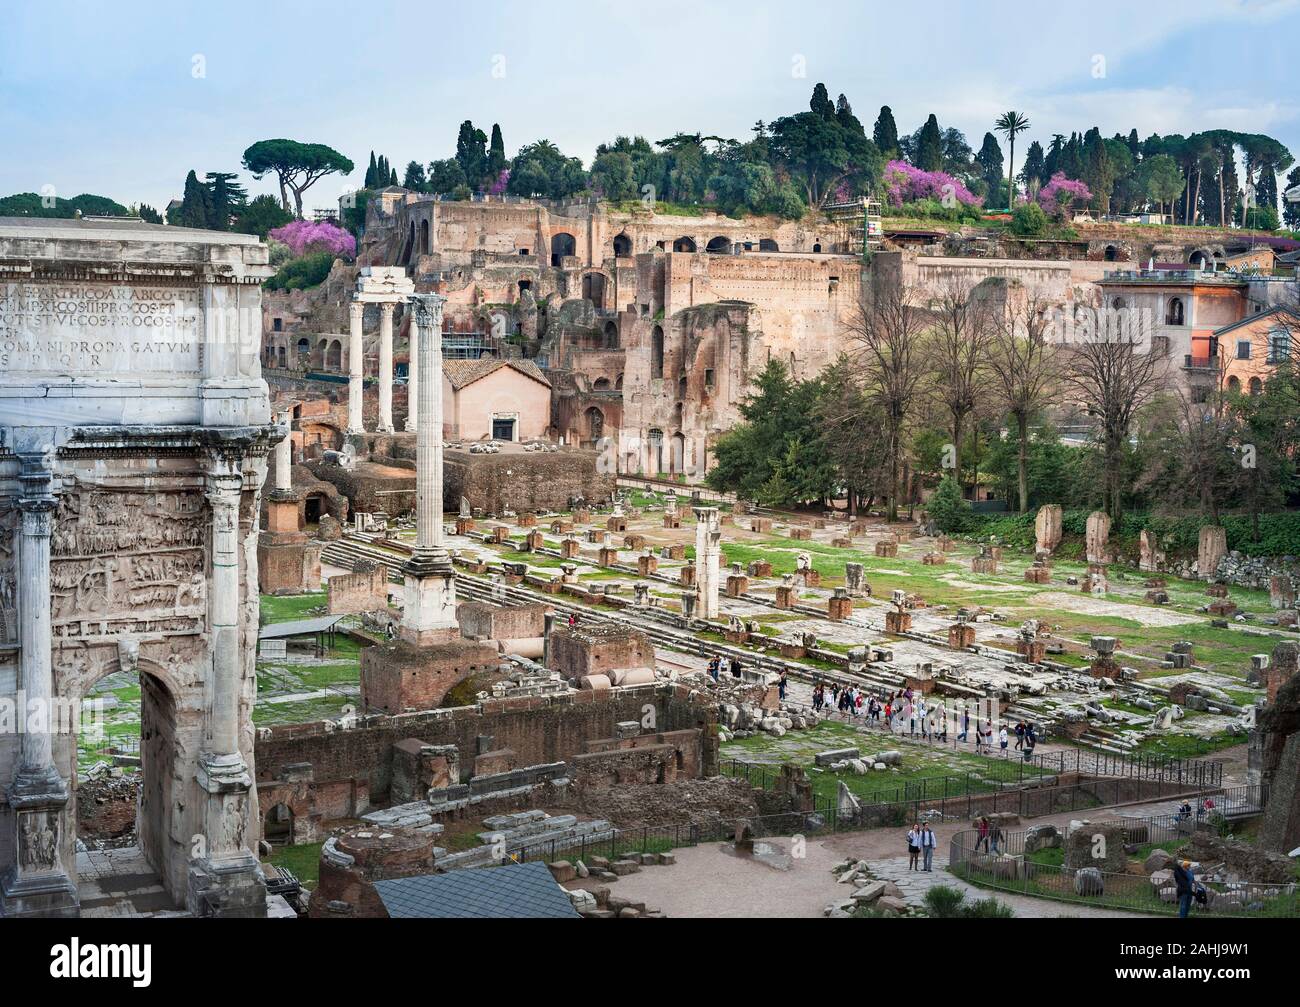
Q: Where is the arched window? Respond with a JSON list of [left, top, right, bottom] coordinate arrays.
[[593, 378, 611, 391], [296, 337, 310, 363], [603, 320, 618, 348], [325, 340, 342, 370], [1227, 375, 1241, 394], [585, 406, 604, 441], [1165, 297, 1184, 326], [613, 233, 632, 257], [550, 232, 576, 266], [1250, 377, 1262, 396], [812, 242, 822, 253], [705, 236, 731, 254], [672, 236, 696, 253], [651, 325, 664, 379], [759, 238, 779, 252], [419, 218, 430, 255]]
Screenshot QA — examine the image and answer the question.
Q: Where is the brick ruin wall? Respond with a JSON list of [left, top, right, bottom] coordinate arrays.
[[254, 682, 719, 803]]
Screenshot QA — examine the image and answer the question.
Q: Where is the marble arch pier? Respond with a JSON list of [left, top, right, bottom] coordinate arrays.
[[0, 218, 278, 917]]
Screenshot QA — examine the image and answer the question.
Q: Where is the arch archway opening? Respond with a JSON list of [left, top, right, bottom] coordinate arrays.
[[672, 236, 696, 253], [550, 232, 576, 267]]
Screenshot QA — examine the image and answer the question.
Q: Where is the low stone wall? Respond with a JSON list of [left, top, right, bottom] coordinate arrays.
[[254, 682, 719, 802]]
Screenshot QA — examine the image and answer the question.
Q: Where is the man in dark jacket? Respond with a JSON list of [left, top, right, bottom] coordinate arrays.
[[1173, 860, 1196, 918]]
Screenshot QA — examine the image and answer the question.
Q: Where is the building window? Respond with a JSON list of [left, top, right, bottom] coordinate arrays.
[[1165, 298, 1184, 326], [1250, 377, 1263, 396], [1237, 340, 1251, 360], [1269, 331, 1291, 364], [651, 325, 664, 380], [273, 317, 283, 332], [704, 368, 715, 388]]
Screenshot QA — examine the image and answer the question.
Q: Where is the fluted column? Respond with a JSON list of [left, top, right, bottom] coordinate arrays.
[[377, 302, 395, 433], [400, 293, 457, 644], [347, 300, 364, 434], [413, 295, 445, 555], [204, 465, 244, 760], [405, 311, 419, 432], [14, 459, 59, 790]]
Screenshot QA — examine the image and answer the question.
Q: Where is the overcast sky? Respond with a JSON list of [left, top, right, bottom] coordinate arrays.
[[2, 0, 1297, 213]]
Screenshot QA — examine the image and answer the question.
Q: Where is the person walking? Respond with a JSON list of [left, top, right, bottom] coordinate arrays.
[[907, 823, 921, 871], [1014, 720, 1025, 751], [730, 656, 742, 679], [1173, 859, 1196, 918], [777, 672, 787, 701], [999, 724, 1009, 752], [975, 816, 990, 853], [990, 820, 1003, 854], [920, 823, 937, 872], [959, 706, 970, 742]]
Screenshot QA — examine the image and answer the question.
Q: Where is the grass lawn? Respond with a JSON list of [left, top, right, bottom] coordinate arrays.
[[265, 841, 323, 886], [722, 721, 1053, 806], [260, 591, 327, 624]]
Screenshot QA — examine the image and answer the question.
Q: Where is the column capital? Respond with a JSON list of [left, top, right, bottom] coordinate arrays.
[[409, 292, 446, 329], [379, 301, 396, 317]]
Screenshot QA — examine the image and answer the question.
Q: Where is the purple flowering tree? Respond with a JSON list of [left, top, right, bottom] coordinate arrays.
[[488, 169, 510, 196], [880, 160, 983, 209], [1035, 173, 1092, 220], [269, 219, 356, 259]]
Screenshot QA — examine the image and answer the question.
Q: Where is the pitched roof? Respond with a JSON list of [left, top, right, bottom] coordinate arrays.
[[442, 357, 550, 390], [373, 861, 580, 919]]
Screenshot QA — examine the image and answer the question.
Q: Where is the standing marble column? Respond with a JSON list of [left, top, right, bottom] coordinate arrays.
[[204, 466, 245, 762], [274, 408, 292, 493], [400, 293, 457, 644], [377, 302, 395, 433], [188, 456, 264, 918], [1, 454, 77, 918], [347, 300, 365, 434], [693, 506, 721, 621], [405, 309, 419, 432]]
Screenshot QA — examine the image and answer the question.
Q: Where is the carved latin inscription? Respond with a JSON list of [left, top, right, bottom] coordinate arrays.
[[0, 281, 201, 375]]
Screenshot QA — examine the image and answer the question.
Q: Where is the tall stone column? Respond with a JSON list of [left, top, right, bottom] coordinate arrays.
[[400, 293, 457, 645], [1, 454, 77, 918], [347, 300, 365, 434], [274, 408, 292, 493], [377, 302, 395, 433], [693, 506, 721, 621], [405, 310, 419, 432], [188, 455, 266, 917]]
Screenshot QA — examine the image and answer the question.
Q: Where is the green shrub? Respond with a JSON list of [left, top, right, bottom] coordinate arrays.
[[922, 885, 968, 918], [1010, 201, 1047, 236], [928, 476, 972, 534], [264, 251, 335, 292]]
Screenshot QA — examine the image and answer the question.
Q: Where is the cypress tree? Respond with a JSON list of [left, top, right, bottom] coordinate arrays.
[[916, 114, 943, 172], [873, 106, 899, 155]]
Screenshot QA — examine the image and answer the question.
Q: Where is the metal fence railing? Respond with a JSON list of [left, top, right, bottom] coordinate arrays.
[[799, 708, 1224, 788], [947, 790, 1294, 918]]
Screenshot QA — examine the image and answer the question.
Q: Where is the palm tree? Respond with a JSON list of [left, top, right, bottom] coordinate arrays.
[[995, 111, 1031, 211]]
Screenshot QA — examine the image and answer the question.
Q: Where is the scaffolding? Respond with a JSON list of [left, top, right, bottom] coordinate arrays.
[[822, 196, 884, 258]]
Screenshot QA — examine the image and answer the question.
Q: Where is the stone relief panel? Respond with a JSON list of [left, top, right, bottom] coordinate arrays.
[[50, 484, 207, 643]]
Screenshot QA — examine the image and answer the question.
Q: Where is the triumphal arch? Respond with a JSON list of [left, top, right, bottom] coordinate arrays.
[[0, 217, 277, 916]]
